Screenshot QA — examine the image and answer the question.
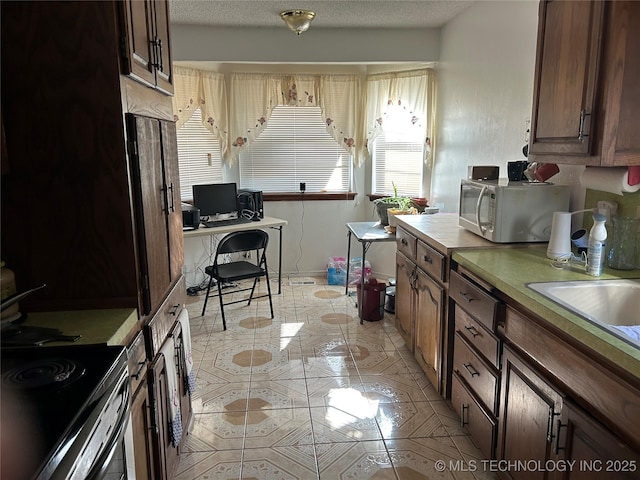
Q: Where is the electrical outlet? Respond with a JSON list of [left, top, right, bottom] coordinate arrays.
[[300, 182, 306, 192], [524, 119, 531, 143]]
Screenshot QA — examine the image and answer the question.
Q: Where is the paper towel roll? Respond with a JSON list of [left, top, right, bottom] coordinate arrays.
[[580, 167, 640, 195]]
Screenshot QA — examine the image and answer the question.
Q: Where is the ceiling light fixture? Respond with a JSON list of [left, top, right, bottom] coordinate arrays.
[[280, 10, 316, 35]]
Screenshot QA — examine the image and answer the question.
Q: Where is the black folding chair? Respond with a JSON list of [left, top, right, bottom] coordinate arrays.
[[201, 229, 274, 330]]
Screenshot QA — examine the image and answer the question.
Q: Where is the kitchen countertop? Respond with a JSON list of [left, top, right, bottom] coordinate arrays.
[[453, 247, 640, 377], [395, 213, 497, 253], [5, 308, 139, 347]]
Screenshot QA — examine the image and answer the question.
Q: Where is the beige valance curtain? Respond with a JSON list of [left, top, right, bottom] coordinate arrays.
[[172, 66, 228, 157], [365, 69, 437, 165], [228, 73, 361, 165]]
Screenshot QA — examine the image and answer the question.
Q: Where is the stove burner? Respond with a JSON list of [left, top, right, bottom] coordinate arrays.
[[2, 358, 85, 389]]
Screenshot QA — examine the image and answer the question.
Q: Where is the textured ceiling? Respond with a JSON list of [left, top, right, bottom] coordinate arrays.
[[169, 0, 475, 29]]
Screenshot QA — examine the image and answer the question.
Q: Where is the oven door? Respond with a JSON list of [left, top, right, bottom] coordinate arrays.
[[46, 368, 133, 480], [458, 180, 496, 239]]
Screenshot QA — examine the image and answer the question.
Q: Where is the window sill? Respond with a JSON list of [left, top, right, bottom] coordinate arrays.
[[264, 192, 356, 201]]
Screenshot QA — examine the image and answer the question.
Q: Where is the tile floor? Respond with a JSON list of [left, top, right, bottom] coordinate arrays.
[[176, 276, 496, 480]]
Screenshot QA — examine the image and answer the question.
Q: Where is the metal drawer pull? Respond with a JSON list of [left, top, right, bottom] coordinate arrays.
[[423, 255, 432, 264], [460, 403, 469, 427], [401, 238, 408, 246], [459, 291, 475, 303], [464, 325, 480, 338], [131, 360, 147, 380], [169, 304, 180, 316], [463, 363, 479, 377]]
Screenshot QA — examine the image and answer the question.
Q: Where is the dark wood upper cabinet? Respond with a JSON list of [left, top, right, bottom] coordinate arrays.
[[120, 0, 174, 94], [529, 0, 640, 166]]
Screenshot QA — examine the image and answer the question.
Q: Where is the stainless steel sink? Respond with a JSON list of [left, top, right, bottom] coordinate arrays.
[[527, 279, 640, 346]]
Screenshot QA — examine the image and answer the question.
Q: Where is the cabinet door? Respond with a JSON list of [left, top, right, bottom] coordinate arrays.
[[128, 114, 171, 314], [529, 0, 605, 157], [554, 400, 640, 480], [414, 268, 443, 391], [160, 120, 184, 286], [395, 252, 415, 352], [131, 379, 157, 480], [498, 347, 563, 480], [150, 0, 173, 94], [149, 352, 179, 480], [170, 320, 193, 438], [121, 0, 156, 88]]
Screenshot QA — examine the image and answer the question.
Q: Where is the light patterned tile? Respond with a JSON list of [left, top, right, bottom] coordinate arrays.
[[375, 401, 449, 440], [243, 407, 313, 448], [302, 354, 359, 378], [306, 376, 365, 408], [360, 374, 430, 404], [174, 450, 242, 480], [315, 440, 396, 479], [310, 406, 382, 443], [431, 400, 468, 437], [248, 378, 309, 409], [385, 437, 476, 480], [194, 382, 250, 413], [352, 350, 415, 376], [183, 412, 246, 452], [451, 435, 499, 480], [241, 445, 318, 480]]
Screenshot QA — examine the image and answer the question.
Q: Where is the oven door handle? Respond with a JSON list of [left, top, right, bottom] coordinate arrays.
[[87, 380, 131, 480]]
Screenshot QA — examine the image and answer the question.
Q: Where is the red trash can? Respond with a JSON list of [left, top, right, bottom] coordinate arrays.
[[356, 279, 386, 321]]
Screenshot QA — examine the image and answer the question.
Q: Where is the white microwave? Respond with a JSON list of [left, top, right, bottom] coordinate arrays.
[[459, 179, 571, 243]]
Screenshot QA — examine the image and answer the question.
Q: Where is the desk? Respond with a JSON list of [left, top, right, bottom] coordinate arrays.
[[184, 216, 288, 294], [345, 222, 396, 323]]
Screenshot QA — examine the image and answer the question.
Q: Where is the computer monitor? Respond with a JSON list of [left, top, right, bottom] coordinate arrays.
[[192, 183, 238, 219]]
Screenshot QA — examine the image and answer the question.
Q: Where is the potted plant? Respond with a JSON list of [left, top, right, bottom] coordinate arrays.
[[373, 182, 422, 225]]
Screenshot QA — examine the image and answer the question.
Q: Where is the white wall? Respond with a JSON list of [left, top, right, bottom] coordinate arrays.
[[431, 0, 585, 214]]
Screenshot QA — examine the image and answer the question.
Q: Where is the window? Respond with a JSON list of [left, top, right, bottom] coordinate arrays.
[[175, 108, 224, 201], [239, 106, 351, 193], [371, 106, 424, 197]]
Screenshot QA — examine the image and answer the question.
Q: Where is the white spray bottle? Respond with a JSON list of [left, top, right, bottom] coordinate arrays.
[[586, 213, 607, 276]]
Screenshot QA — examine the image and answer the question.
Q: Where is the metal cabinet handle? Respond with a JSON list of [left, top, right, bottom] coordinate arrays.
[[401, 238, 408, 246], [151, 37, 164, 71], [578, 109, 591, 142], [459, 291, 475, 303], [167, 182, 175, 212], [131, 360, 147, 380], [554, 418, 566, 454], [463, 363, 479, 377], [464, 325, 480, 338], [169, 304, 180, 316], [423, 255, 432, 264], [460, 403, 469, 427]]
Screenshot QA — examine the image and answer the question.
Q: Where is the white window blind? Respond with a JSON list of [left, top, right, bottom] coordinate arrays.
[[175, 108, 224, 201], [239, 106, 351, 193], [371, 107, 424, 197]]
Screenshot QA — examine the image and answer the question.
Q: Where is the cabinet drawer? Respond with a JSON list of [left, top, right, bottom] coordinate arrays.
[[453, 332, 499, 415], [451, 372, 497, 460], [146, 276, 186, 357], [127, 330, 148, 395], [455, 305, 501, 369], [396, 227, 417, 260], [416, 240, 445, 282], [450, 270, 501, 331]]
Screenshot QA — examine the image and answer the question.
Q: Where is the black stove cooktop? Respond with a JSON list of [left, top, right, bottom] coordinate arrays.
[[1, 344, 127, 480]]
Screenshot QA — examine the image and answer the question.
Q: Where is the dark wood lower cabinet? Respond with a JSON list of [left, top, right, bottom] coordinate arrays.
[[556, 400, 640, 480], [497, 346, 563, 480], [131, 376, 156, 480], [149, 352, 179, 480]]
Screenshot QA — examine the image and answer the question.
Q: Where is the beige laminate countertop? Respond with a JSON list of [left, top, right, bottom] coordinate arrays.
[[395, 213, 497, 252], [7, 308, 139, 346], [453, 247, 640, 378]]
